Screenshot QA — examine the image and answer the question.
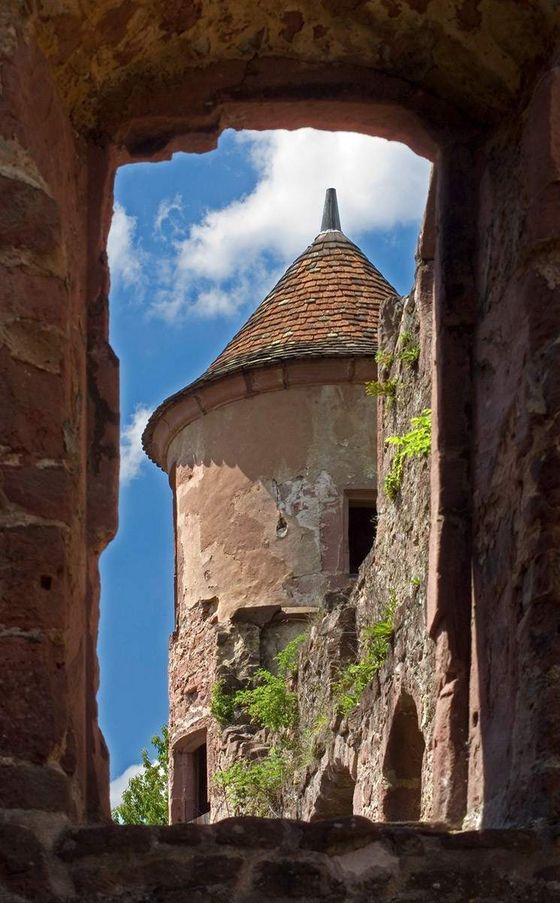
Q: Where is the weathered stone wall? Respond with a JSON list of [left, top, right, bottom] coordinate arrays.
[[3, 818, 560, 902], [278, 235, 436, 825], [0, 6, 116, 824], [467, 67, 560, 828]]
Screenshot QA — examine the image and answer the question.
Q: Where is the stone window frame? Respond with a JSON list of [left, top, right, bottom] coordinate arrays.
[[170, 727, 210, 824], [343, 488, 377, 576]]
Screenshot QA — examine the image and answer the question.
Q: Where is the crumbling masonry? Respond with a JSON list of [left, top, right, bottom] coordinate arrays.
[[2, 2, 560, 899]]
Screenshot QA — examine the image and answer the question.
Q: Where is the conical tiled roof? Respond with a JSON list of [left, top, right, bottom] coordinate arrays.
[[143, 189, 397, 464], [202, 223, 396, 382]]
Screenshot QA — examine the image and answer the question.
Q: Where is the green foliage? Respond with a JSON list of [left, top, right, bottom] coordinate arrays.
[[365, 377, 398, 399], [235, 669, 298, 732], [397, 330, 420, 365], [210, 679, 236, 727], [212, 636, 308, 814], [214, 747, 287, 817], [334, 592, 397, 716], [211, 635, 306, 733], [399, 346, 420, 364], [410, 575, 422, 588], [112, 727, 169, 825], [384, 409, 432, 501], [275, 633, 306, 677], [375, 349, 394, 368]]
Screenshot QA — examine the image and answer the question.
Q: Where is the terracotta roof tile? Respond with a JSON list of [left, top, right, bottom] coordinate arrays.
[[202, 230, 396, 381]]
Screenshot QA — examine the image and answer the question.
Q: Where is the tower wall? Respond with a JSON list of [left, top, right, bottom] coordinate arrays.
[[167, 372, 377, 821], [169, 380, 377, 622]]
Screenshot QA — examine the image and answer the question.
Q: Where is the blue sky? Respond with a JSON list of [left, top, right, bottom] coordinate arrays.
[[100, 128, 431, 806]]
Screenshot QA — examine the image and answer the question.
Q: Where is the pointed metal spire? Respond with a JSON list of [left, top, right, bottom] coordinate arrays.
[[320, 187, 342, 232]]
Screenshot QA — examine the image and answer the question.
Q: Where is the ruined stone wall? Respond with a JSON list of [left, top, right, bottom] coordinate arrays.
[[0, 8, 116, 824], [200, 234, 438, 828], [466, 67, 560, 828], [4, 818, 560, 902], [280, 245, 436, 824]]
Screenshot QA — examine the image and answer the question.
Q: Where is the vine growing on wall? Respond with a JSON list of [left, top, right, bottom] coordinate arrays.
[[333, 590, 397, 716], [365, 376, 399, 403], [384, 409, 432, 501]]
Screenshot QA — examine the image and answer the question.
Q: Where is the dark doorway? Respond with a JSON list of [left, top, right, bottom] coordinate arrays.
[[170, 732, 210, 824], [382, 692, 425, 821], [194, 742, 209, 819], [348, 497, 377, 575]]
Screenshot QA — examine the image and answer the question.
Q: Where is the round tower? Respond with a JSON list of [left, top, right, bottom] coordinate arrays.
[[143, 189, 397, 823]]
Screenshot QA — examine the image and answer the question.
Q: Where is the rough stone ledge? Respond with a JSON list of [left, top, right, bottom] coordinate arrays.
[[2, 816, 560, 901]]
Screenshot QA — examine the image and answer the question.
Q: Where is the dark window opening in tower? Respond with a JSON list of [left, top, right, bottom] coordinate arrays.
[[382, 692, 425, 821], [348, 497, 377, 575]]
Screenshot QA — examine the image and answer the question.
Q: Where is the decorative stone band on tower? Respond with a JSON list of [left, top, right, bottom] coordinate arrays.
[[144, 190, 397, 824]]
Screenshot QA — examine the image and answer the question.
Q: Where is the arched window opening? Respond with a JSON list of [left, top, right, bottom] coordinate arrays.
[[382, 692, 425, 822], [310, 764, 356, 821], [97, 128, 429, 826], [170, 730, 210, 825]]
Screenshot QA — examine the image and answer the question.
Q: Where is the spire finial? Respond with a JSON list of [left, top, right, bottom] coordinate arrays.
[[321, 187, 341, 232]]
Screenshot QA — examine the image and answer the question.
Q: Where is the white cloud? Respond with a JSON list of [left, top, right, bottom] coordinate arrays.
[[151, 129, 430, 320], [107, 202, 143, 288], [110, 763, 143, 809], [154, 194, 184, 237], [120, 405, 153, 485]]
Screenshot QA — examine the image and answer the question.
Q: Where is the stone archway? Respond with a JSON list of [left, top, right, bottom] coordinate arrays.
[[382, 692, 425, 822], [1, 1, 559, 833], [170, 729, 211, 825], [309, 763, 356, 822]]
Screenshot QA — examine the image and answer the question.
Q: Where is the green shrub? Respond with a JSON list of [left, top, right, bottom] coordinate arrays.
[[211, 634, 306, 732], [397, 330, 420, 365], [210, 679, 236, 727], [334, 592, 397, 716], [384, 409, 431, 500], [365, 377, 398, 399], [399, 346, 420, 364], [214, 747, 287, 817], [275, 633, 306, 677], [375, 349, 394, 368], [235, 669, 298, 732]]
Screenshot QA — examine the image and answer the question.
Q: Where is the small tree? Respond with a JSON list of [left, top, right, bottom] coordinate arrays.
[[112, 726, 169, 825]]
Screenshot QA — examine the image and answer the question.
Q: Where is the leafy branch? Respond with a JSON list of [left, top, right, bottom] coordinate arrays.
[[384, 409, 431, 501], [333, 591, 397, 716]]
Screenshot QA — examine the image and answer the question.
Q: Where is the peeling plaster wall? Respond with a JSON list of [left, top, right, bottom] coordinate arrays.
[[169, 381, 376, 622]]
